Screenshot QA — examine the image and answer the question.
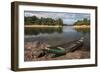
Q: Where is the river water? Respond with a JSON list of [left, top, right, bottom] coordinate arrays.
[[24, 26, 90, 50]]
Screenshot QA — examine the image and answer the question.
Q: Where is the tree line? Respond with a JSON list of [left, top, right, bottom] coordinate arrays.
[[73, 18, 90, 25], [24, 16, 63, 26]]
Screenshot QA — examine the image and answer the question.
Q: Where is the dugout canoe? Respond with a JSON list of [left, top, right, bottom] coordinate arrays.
[[36, 37, 84, 58]]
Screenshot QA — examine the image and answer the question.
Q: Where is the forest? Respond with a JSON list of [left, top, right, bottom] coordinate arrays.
[[25, 16, 90, 26], [24, 16, 63, 26], [73, 18, 90, 26]]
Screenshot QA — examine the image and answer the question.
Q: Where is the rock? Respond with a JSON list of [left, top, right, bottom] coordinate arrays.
[[32, 49, 48, 58]]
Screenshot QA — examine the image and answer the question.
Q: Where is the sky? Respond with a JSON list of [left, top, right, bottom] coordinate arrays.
[[24, 11, 90, 25]]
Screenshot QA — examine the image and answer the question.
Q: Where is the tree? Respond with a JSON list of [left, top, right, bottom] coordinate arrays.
[[83, 18, 90, 25], [55, 18, 63, 25], [24, 16, 63, 26], [73, 18, 90, 25], [24, 17, 33, 25]]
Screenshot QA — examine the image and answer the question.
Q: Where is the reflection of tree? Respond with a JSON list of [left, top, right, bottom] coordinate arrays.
[[74, 28, 90, 35], [25, 27, 63, 35]]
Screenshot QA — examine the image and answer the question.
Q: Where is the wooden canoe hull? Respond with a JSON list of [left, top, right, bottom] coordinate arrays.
[[37, 38, 84, 58]]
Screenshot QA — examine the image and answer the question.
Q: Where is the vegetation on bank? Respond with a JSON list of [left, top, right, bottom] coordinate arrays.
[[25, 16, 90, 27], [73, 18, 90, 26], [25, 16, 63, 26]]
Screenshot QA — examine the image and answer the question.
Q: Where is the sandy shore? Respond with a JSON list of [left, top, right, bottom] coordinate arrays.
[[73, 25, 90, 28], [24, 25, 62, 28], [25, 25, 90, 28]]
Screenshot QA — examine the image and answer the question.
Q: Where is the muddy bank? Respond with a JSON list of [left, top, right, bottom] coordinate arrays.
[[24, 41, 90, 61]]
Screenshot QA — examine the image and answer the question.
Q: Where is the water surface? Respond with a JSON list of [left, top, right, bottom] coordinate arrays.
[[24, 26, 90, 50]]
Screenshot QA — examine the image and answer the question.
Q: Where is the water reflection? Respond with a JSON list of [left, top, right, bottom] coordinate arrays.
[[24, 26, 90, 36], [74, 28, 90, 35], [25, 27, 62, 35], [24, 26, 90, 50]]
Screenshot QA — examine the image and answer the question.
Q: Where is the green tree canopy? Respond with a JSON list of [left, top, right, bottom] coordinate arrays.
[[73, 18, 90, 26], [24, 16, 63, 26]]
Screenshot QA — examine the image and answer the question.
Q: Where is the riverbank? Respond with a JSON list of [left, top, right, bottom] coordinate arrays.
[[24, 25, 90, 28], [73, 25, 90, 28], [24, 41, 90, 61]]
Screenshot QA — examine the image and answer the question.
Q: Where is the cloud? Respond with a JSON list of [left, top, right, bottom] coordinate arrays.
[[24, 11, 90, 24]]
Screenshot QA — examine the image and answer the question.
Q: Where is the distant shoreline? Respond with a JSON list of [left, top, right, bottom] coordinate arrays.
[[24, 25, 90, 28], [73, 25, 90, 28]]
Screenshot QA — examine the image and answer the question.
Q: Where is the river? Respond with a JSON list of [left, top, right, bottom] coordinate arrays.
[[24, 26, 90, 50]]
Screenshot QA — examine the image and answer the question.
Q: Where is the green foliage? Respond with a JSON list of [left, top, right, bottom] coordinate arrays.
[[74, 18, 90, 25], [24, 16, 63, 25], [55, 18, 63, 25]]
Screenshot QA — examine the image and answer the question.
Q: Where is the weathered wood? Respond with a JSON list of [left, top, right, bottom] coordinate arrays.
[[43, 37, 84, 58], [33, 37, 84, 58]]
